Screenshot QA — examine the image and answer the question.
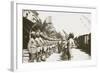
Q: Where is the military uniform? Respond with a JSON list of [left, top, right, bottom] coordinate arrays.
[[28, 38, 37, 62]]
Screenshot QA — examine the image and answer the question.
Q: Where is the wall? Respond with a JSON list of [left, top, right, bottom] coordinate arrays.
[[0, 0, 100, 73]]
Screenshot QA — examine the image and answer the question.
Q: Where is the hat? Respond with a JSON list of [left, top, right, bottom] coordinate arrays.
[[31, 31, 36, 36]]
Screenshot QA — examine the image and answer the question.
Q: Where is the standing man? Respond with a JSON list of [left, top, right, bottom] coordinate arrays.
[[67, 33, 76, 60], [28, 31, 37, 62]]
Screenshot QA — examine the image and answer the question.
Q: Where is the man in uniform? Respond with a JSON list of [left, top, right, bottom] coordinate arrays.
[[28, 31, 37, 62]]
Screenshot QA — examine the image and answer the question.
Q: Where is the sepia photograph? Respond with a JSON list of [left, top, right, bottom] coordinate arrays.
[[22, 9, 91, 63]]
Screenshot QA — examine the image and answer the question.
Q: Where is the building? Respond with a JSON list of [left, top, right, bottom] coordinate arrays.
[[77, 33, 91, 55], [23, 10, 41, 49]]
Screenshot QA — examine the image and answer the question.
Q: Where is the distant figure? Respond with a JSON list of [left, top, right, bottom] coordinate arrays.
[[67, 33, 76, 60], [58, 40, 63, 53]]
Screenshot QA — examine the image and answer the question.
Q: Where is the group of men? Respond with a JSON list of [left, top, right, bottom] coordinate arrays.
[[28, 30, 58, 62], [27, 30, 76, 62]]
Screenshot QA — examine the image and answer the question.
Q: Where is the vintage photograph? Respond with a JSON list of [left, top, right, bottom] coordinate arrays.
[[22, 9, 91, 63]]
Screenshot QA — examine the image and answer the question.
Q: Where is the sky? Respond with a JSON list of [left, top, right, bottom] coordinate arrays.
[[37, 11, 91, 37]]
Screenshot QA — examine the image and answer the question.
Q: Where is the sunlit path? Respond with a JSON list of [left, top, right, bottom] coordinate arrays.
[[46, 53, 61, 62], [46, 48, 90, 62], [71, 49, 91, 61]]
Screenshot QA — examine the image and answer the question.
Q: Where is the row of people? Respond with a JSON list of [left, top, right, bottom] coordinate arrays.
[[28, 31, 58, 62]]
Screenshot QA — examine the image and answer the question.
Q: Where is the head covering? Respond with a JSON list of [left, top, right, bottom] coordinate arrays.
[[30, 31, 36, 39], [36, 32, 40, 37], [68, 33, 74, 39], [31, 31, 35, 35]]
